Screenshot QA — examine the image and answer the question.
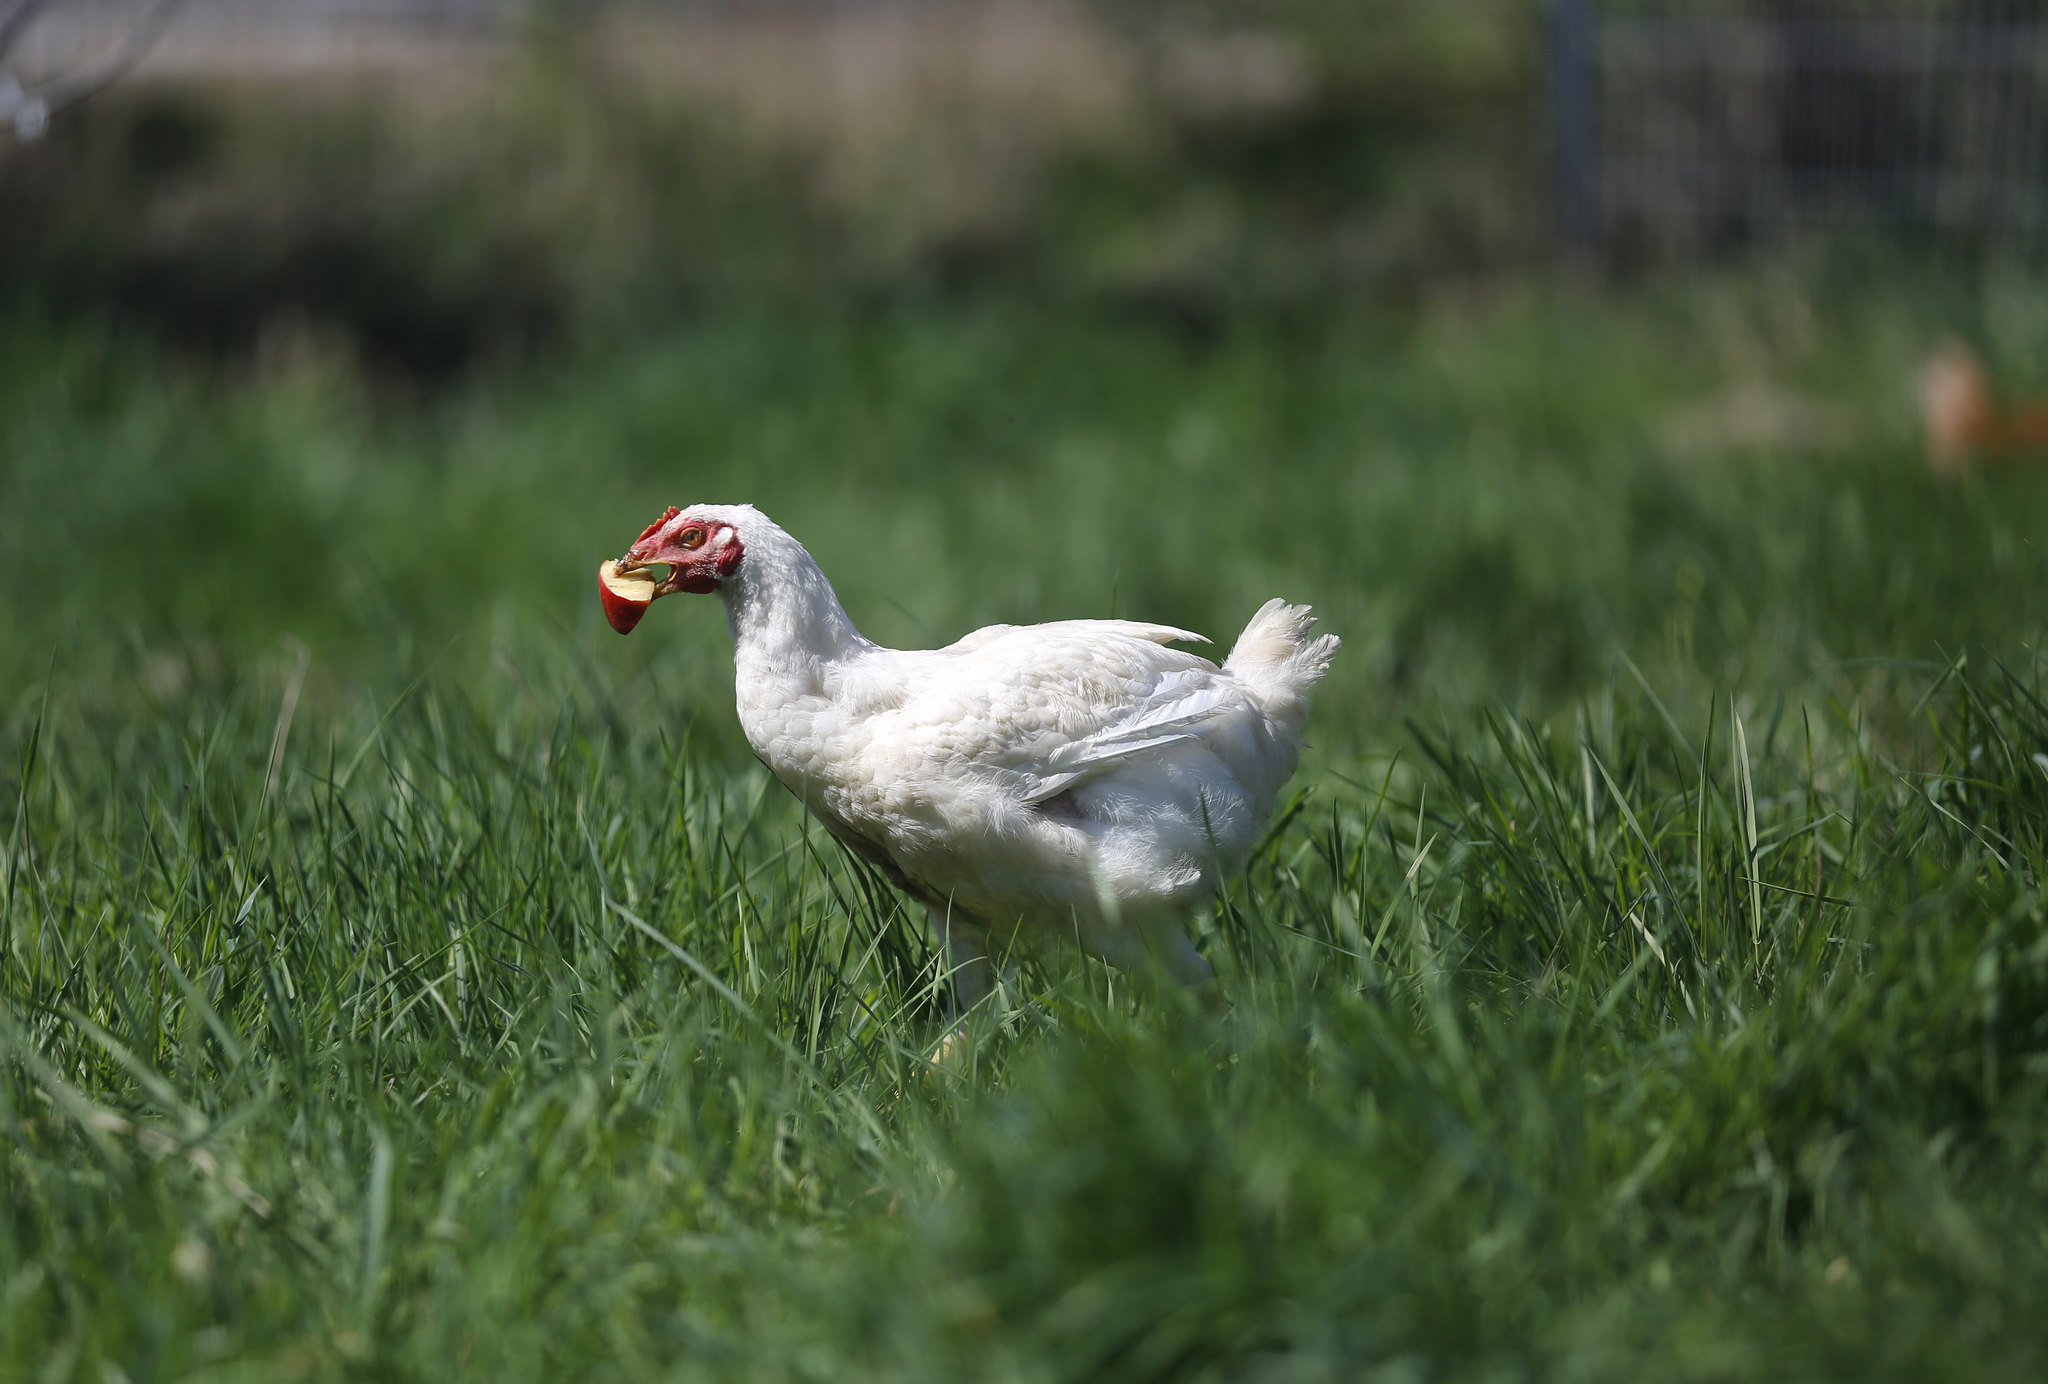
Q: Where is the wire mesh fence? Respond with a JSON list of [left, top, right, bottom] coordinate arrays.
[[1552, 0, 2048, 257]]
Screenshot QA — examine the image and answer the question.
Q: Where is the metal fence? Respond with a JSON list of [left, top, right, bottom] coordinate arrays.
[[1551, 0, 2048, 256]]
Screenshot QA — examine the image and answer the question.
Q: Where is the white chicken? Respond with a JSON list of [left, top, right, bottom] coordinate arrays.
[[603, 504, 1338, 1003]]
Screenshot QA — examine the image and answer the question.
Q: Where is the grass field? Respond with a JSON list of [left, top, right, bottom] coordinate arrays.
[[7, 261, 2048, 1381]]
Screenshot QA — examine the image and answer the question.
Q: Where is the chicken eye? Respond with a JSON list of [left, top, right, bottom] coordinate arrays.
[[679, 527, 706, 550]]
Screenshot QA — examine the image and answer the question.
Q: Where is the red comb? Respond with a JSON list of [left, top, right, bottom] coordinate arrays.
[[633, 506, 682, 547]]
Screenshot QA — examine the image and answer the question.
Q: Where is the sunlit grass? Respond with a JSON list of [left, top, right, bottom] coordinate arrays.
[[8, 649, 2047, 1380], [6, 273, 2048, 1379]]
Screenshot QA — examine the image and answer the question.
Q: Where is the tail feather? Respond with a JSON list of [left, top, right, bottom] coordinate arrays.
[[1223, 598, 1339, 728]]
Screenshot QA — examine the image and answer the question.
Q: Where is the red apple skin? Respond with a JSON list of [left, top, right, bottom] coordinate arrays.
[[599, 561, 655, 635]]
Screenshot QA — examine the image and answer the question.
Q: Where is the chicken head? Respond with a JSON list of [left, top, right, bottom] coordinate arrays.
[[598, 507, 747, 634]]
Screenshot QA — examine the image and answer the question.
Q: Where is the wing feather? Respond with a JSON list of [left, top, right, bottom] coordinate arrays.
[[1019, 677, 1238, 802], [866, 618, 1242, 806], [939, 618, 1207, 654]]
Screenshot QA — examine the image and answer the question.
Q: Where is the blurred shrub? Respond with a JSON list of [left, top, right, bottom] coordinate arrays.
[[0, 3, 1541, 383]]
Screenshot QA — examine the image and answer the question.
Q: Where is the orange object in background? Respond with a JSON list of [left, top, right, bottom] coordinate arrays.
[[1919, 342, 2048, 474]]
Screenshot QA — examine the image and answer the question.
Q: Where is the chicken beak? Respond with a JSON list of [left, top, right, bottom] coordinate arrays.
[[602, 506, 698, 633], [618, 549, 682, 594]]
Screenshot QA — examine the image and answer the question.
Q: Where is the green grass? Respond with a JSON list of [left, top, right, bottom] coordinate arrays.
[[8, 265, 2048, 1380]]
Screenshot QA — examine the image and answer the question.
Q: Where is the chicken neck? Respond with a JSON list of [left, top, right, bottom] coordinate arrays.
[[718, 522, 876, 693]]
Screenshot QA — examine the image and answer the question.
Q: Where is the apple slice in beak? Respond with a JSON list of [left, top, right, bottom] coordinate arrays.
[[599, 559, 661, 634]]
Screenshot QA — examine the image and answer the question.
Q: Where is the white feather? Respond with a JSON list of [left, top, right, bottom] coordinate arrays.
[[677, 505, 1339, 991]]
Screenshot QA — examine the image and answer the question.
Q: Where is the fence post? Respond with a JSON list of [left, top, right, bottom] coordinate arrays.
[[1550, 0, 1597, 256]]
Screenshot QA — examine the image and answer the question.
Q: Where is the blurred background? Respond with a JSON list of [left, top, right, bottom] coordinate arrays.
[[20, 10, 2048, 1377], [6, 0, 2048, 756]]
